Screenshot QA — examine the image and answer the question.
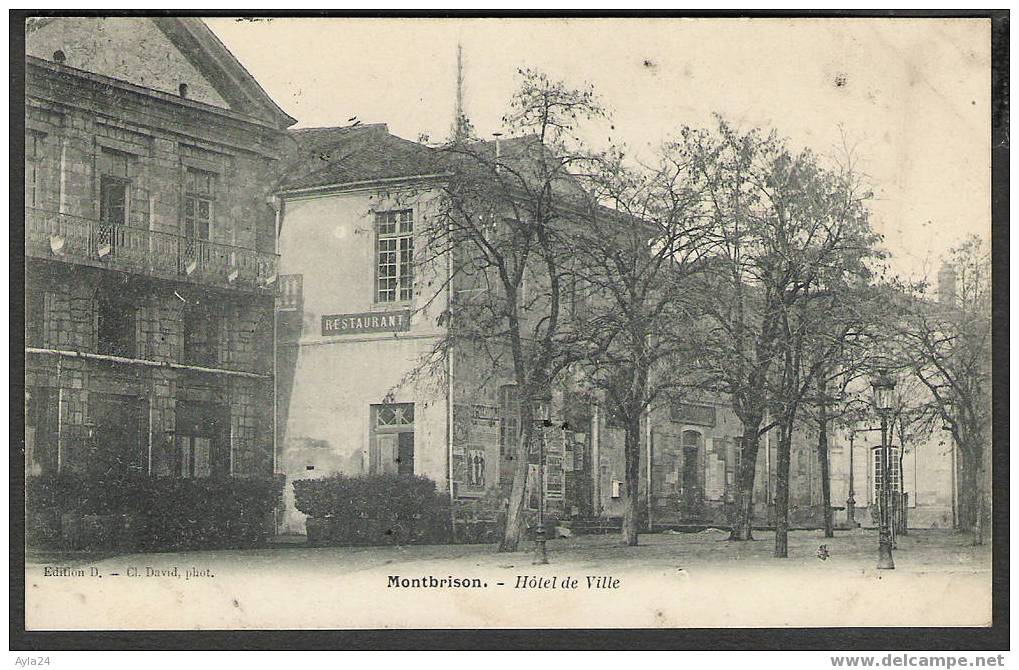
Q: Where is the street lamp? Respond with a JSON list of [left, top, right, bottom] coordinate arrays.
[[871, 369, 897, 570], [846, 430, 857, 528], [533, 394, 553, 565]]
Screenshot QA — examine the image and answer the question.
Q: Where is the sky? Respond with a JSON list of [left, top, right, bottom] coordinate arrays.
[[206, 17, 991, 280]]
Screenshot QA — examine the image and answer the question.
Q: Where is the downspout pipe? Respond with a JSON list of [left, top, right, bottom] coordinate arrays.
[[446, 217, 456, 534], [271, 194, 283, 477]]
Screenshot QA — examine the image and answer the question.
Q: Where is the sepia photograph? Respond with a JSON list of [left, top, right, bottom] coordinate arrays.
[[13, 10, 1005, 646]]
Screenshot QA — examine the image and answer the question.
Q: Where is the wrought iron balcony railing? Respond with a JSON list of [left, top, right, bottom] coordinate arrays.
[[26, 208, 279, 294]]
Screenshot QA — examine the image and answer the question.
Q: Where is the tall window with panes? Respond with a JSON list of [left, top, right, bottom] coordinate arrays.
[[375, 209, 414, 303], [26, 132, 44, 209], [871, 446, 901, 504], [99, 149, 131, 230], [184, 168, 215, 242]]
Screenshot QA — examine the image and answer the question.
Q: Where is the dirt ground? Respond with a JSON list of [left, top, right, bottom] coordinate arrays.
[[24, 528, 992, 630]]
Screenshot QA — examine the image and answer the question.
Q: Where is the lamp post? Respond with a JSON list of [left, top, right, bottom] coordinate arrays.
[[871, 370, 897, 570], [533, 394, 552, 565], [846, 430, 857, 528]]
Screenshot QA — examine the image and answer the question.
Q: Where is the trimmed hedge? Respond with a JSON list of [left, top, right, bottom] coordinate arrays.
[[293, 474, 452, 546], [26, 473, 285, 551]]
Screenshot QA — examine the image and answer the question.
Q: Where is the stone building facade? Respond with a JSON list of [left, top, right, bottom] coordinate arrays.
[[23, 18, 294, 485], [274, 125, 963, 535]]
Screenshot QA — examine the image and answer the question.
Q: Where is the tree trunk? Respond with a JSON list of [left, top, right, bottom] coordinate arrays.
[[817, 402, 833, 538], [621, 413, 642, 546], [499, 402, 536, 552], [955, 447, 977, 533], [774, 417, 793, 558], [897, 444, 907, 536], [729, 420, 762, 541], [971, 440, 985, 546]]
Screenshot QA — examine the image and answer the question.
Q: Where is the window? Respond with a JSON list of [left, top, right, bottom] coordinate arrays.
[[375, 209, 414, 302], [184, 168, 215, 241], [26, 132, 44, 208], [175, 401, 230, 479], [872, 446, 901, 503], [96, 291, 137, 358], [733, 435, 745, 479], [829, 433, 843, 453], [100, 176, 128, 226], [99, 149, 131, 227], [370, 402, 414, 475], [182, 301, 219, 367], [563, 267, 589, 319], [498, 384, 520, 458], [99, 150, 131, 258]]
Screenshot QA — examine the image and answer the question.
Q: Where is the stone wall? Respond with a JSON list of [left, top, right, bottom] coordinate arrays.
[[26, 61, 282, 254], [24, 51, 285, 483]]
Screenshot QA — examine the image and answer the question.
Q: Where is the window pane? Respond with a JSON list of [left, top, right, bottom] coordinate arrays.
[[397, 432, 414, 475], [378, 406, 396, 426], [376, 211, 396, 235], [398, 210, 413, 233], [400, 404, 414, 424]]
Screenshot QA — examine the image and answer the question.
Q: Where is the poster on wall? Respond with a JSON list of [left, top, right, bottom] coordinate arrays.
[[545, 453, 564, 499], [452, 403, 499, 497]]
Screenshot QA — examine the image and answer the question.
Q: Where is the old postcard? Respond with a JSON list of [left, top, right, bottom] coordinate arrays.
[[20, 14, 996, 633]]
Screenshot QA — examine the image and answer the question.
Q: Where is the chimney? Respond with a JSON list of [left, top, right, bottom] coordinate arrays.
[[938, 263, 957, 307], [492, 132, 503, 173]]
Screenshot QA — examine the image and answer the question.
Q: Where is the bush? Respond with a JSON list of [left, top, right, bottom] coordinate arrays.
[[452, 490, 506, 544], [294, 474, 452, 546], [26, 473, 284, 551]]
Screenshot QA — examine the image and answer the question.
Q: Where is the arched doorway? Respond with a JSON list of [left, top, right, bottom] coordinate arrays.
[[679, 430, 703, 517]]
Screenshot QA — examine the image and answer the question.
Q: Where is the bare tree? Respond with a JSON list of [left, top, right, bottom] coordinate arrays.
[[567, 148, 712, 546], [416, 69, 607, 552], [676, 118, 882, 544], [797, 282, 890, 539], [894, 235, 991, 544]]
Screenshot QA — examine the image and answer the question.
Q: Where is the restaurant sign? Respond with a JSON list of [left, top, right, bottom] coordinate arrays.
[[321, 310, 411, 336]]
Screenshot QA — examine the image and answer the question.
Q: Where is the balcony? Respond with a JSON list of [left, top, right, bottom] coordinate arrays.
[[26, 208, 278, 295]]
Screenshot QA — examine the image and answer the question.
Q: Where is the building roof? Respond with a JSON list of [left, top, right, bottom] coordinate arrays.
[[156, 18, 297, 128], [26, 17, 296, 129], [280, 127, 597, 202], [281, 124, 445, 192]]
